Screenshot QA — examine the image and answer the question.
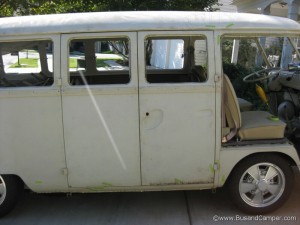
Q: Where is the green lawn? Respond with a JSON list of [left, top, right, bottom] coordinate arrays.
[[20, 49, 38, 53], [96, 59, 110, 68], [10, 57, 121, 69], [69, 58, 115, 68], [69, 58, 78, 68], [10, 58, 38, 68]]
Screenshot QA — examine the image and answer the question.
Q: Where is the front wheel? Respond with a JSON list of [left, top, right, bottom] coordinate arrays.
[[229, 154, 294, 214], [0, 175, 23, 217]]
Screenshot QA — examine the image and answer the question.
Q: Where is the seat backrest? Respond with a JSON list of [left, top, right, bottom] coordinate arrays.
[[190, 65, 207, 82], [223, 75, 242, 129]]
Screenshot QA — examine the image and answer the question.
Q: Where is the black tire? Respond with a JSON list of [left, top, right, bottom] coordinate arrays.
[[229, 154, 294, 214], [0, 175, 23, 217]]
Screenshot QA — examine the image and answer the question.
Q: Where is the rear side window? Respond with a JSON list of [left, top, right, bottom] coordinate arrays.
[[68, 38, 130, 85], [0, 40, 54, 87], [147, 39, 184, 70], [145, 36, 208, 83]]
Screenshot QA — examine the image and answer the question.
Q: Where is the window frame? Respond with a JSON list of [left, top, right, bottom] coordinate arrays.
[[65, 34, 133, 87], [143, 34, 209, 84], [0, 36, 57, 89]]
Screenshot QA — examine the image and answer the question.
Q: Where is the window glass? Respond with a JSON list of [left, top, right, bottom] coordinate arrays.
[[145, 37, 207, 83], [0, 40, 54, 87], [69, 38, 130, 85], [147, 39, 184, 70]]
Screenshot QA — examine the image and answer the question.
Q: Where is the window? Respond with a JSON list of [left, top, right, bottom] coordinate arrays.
[[0, 40, 54, 87], [69, 38, 130, 85], [145, 36, 208, 83], [221, 35, 300, 111]]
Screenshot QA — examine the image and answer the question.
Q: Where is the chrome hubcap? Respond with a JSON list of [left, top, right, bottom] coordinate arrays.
[[257, 179, 268, 192], [239, 163, 285, 207], [0, 176, 7, 205]]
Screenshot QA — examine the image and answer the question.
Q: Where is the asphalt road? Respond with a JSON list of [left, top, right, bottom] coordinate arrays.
[[1, 171, 300, 225]]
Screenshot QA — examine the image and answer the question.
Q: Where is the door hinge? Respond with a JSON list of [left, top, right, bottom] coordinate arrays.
[[214, 74, 221, 83], [213, 162, 219, 171], [61, 168, 68, 176]]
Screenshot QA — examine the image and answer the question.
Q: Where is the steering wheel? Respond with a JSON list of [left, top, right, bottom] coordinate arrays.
[[243, 67, 280, 83]]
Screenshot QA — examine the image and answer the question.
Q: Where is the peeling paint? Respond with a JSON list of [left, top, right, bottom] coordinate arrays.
[[209, 164, 214, 174], [206, 25, 216, 28], [220, 175, 226, 185], [226, 23, 235, 28], [102, 182, 113, 187], [217, 35, 221, 45], [215, 160, 220, 170], [88, 186, 105, 191], [150, 179, 212, 186], [175, 178, 183, 184], [88, 182, 113, 191]]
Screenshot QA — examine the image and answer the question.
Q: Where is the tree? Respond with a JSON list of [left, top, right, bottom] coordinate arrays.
[[0, 0, 219, 17], [98, 0, 219, 11], [0, 0, 100, 16]]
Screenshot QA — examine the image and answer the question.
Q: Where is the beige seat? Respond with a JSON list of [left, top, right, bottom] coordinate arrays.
[[237, 97, 253, 111], [223, 74, 253, 111], [223, 75, 285, 141]]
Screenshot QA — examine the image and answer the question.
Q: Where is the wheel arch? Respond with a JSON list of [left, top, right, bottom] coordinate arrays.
[[0, 174, 25, 217], [0, 174, 24, 187], [226, 152, 296, 186], [218, 147, 299, 188]]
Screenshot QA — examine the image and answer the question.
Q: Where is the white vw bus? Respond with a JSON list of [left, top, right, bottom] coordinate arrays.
[[0, 11, 300, 216]]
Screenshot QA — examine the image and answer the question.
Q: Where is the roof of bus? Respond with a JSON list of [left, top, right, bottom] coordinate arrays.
[[1, 11, 300, 36]]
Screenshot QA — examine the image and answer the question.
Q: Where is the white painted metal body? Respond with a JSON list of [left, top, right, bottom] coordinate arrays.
[[0, 11, 300, 193]]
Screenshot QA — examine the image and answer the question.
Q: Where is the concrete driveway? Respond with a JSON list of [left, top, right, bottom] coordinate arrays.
[[1, 172, 300, 225]]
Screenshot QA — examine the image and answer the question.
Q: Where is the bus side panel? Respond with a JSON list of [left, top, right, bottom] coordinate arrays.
[[0, 92, 69, 192], [0, 34, 68, 192]]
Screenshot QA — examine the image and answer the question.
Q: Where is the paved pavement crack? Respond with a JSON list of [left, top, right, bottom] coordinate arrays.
[[184, 191, 193, 225]]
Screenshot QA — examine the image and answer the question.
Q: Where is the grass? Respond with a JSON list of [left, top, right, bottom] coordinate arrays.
[[10, 58, 38, 68], [69, 58, 78, 68], [69, 58, 119, 68], [20, 49, 38, 53], [10, 57, 123, 69], [96, 59, 110, 68]]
